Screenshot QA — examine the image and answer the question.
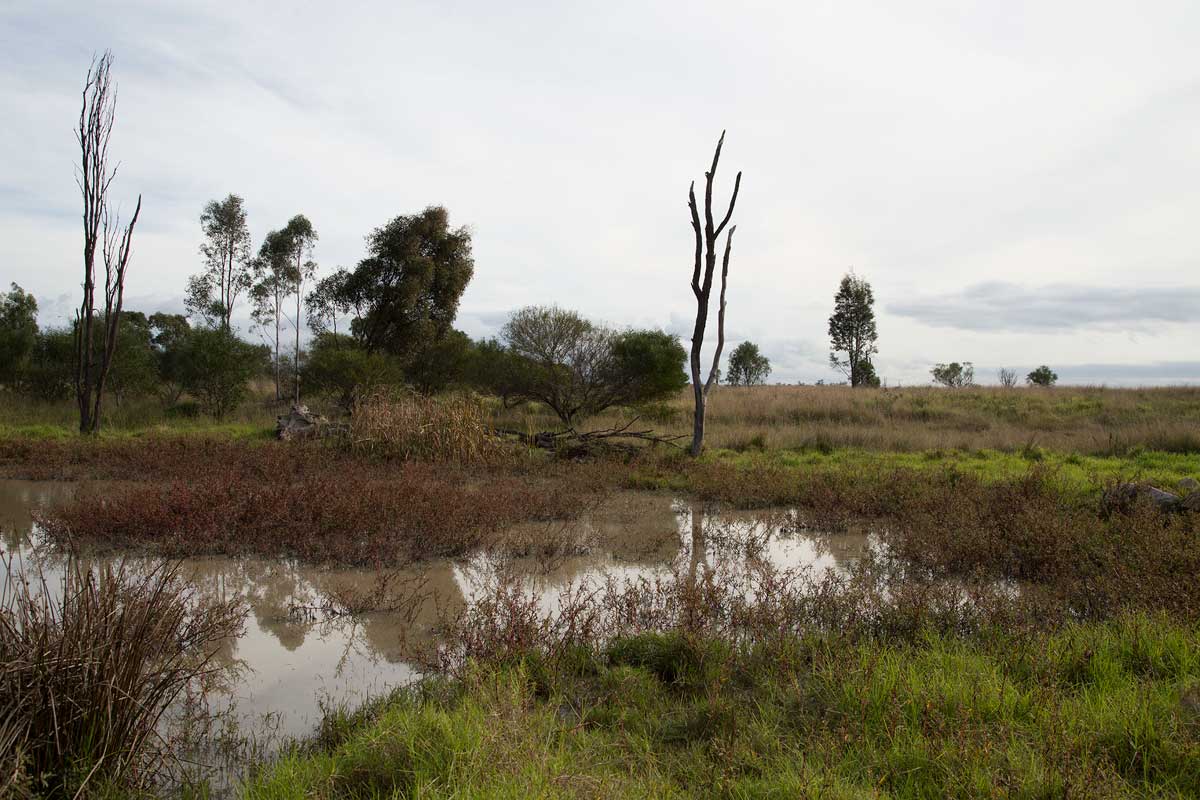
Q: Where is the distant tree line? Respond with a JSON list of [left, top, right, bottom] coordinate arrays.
[[22, 53, 1066, 441]]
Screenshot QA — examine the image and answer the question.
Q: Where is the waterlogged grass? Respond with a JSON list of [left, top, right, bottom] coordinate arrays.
[[710, 446, 1200, 492], [245, 616, 1200, 799]]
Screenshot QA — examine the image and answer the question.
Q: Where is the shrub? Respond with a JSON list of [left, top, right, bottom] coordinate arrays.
[[0, 558, 244, 797], [177, 327, 267, 419], [1027, 365, 1058, 386], [304, 333, 401, 409]]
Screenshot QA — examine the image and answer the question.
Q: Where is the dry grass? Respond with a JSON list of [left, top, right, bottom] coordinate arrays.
[[0, 557, 245, 798], [492, 384, 1200, 455], [349, 390, 505, 464]]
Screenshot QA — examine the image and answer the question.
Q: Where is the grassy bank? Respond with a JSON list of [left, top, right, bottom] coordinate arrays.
[[246, 618, 1200, 799], [6, 384, 1200, 457]]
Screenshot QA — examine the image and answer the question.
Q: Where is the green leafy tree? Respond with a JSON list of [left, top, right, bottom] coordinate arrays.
[[337, 207, 473, 360], [931, 361, 974, 388], [726, 341, 771, 386], [149, 313, 192, 403], [405, 329, 474, 394], [304, 333, 402, 410], [306, 268, 352, 336], [274, 215, 318, 403], [1026, 365, 1058, 387], [611, 330, 689, 400], [490, 306, 686, 426], [250, 234, 295, 402], [21, 329, 75, 401], [104, 311, 159, 402], [178, 327, 267, 420], [828, 273, 879, 387], [186, 194, 253, 330], [0, 283, 39, 386]]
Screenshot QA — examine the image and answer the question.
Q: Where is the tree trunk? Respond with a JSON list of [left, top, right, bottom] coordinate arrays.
[[294, 263, 302, 405], [687, 132, 741, 457]]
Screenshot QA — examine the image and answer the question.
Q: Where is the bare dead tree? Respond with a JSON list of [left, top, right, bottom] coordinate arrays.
[[687, 131, 741, 456], [75, 51, 142, 434]]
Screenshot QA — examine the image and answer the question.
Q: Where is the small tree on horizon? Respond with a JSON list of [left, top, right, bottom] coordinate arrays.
[[998, 367, 1018, 388], [726, 341, 771, 386], [828, 272, 878, 388], [1027, 365, 1058, 386], [931, 361, 974, 388]]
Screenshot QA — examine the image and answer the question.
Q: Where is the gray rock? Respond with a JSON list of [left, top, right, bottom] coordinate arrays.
[[1102, 482, 1182, 513], [276, 405, 328, 441], [1183, 492, 1200, 513], [1179, 477, 1200, 493]]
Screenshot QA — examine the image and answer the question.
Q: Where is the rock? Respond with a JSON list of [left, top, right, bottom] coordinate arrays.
[[1183, 492, 1200, 513], [1179, 477, 1200, 493], [1144, 486, 1183, 510], [275, 405, 328, 441], [1102, 482, 1182, 514]]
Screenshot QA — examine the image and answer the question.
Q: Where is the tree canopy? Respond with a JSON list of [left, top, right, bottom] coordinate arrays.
[[931, 361, 974, 388], [828, 273, 879, 388], [485, 306, 687, 426], [726, 341, 771, 386], [1027, 365, 1058, 386], [187, 194, 253, 329], [0, 283, 39, 385], [337, 206, 473, 360]]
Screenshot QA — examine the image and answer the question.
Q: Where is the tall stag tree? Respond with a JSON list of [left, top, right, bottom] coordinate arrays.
[[687, 131, 741, 456], [74, 51, 142, 434]]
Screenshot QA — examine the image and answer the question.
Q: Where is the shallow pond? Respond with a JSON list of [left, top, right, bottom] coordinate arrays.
[[0, 478, 870, 786]]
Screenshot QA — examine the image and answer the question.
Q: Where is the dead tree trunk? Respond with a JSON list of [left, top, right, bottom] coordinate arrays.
[[687, 131, 741, 456], [74, 51, 141, 435]]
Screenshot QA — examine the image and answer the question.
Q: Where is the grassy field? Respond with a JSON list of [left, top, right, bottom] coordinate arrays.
[[246, 618, 1200, 799], [2, 384, 1199, 798], [6, 384, 1200, 458], [492, 384, 1200, 455]]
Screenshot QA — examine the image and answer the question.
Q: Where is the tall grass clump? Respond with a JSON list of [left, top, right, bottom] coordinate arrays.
[[0, 557, 245, 798], [350, 390, 506, 463]]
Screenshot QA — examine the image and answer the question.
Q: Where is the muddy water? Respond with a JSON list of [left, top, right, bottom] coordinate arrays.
[[0, 479, 870, 757]]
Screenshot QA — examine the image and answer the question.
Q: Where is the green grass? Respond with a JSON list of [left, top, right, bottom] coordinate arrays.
[[710, 446, 1200, 492], [243, 615, 1200, 799]]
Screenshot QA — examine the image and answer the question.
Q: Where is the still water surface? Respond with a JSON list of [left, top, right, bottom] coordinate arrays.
[[0, 479, 869, 750]]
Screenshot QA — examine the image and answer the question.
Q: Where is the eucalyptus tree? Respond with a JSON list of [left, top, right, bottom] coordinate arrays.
[[250, 233, 293, 401], [274, 215, 318, 402], [187, 194, 253, 330], [306, 268, 352, 336]]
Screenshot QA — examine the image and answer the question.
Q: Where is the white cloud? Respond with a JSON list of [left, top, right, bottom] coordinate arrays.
[[3, 0, 1200, 387]]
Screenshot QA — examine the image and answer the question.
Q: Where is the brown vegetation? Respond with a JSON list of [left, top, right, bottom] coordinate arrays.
[[0, 558, 244, 797], [33, 458, 613, 566], [495, 384, 1200, 454]]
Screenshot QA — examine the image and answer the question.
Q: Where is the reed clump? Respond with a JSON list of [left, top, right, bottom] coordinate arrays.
[[0, 557, 245, 798], [350, 390, 506, 464]]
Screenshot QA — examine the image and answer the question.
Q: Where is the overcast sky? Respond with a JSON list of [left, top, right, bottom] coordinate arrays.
[[3, 1, 1199, 385]]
